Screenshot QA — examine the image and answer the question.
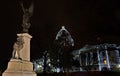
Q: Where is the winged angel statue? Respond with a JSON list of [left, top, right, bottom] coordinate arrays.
[[20, 2, 34, 33]]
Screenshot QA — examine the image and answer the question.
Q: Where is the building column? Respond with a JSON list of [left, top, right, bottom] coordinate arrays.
[[97, 46, 101, 71], [90, 52, 93, 65], [79, 53, 82, 71], [105, 46, 110, 69], [115, 50, 120, 63], [85, 53, 88, 66]]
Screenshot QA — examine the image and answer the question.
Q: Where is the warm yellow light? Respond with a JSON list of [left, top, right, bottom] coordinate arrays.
[[104, 59, 107, 64]]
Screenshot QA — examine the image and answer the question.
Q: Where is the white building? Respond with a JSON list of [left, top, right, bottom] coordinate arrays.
[[73, 43, 120, 71]]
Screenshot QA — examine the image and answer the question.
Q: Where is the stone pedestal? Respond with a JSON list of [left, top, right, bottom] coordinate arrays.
[[18, 33, 32, 61], [2, 33, 36, 76]]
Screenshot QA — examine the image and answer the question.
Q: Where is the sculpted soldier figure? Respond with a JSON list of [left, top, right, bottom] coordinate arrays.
[[12, 36, 24, 59], [20, 2, 34, 33]]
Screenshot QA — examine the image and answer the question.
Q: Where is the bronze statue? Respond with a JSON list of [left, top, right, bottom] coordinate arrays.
[[12, 36, 24, 59], [20, 2, 34, 33]]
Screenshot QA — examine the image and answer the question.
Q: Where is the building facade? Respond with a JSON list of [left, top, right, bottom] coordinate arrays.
[[73, 43, 120, 71]]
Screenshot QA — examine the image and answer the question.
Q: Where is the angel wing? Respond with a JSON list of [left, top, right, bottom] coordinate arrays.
[[28, 2, 34, 15], [20, 2, 25, 13], [20, 1, 34, 15]]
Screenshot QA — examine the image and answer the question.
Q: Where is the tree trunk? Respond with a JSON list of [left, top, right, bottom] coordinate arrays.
[[66, 68, 69, 76]]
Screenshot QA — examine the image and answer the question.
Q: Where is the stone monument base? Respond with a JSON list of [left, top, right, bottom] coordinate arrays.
[[2, 71, 36, 76], [2, 59, 36, 76]]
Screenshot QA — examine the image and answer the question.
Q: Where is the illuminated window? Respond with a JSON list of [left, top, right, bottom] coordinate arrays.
[[104, 59, 107, 64]]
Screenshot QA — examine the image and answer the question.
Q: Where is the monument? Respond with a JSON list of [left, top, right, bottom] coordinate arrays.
[[2, 2, 36, 76]]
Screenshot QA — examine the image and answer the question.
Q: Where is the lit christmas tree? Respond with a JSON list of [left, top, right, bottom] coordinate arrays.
[[49, 26, 74, 73]]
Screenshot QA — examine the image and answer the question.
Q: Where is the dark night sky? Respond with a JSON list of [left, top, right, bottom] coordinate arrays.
[[0, 0, 120, 70]]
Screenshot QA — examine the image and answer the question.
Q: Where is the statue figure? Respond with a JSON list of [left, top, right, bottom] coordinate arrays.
[[20, 2, 34, 33], [12, 36, 24, 59]]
